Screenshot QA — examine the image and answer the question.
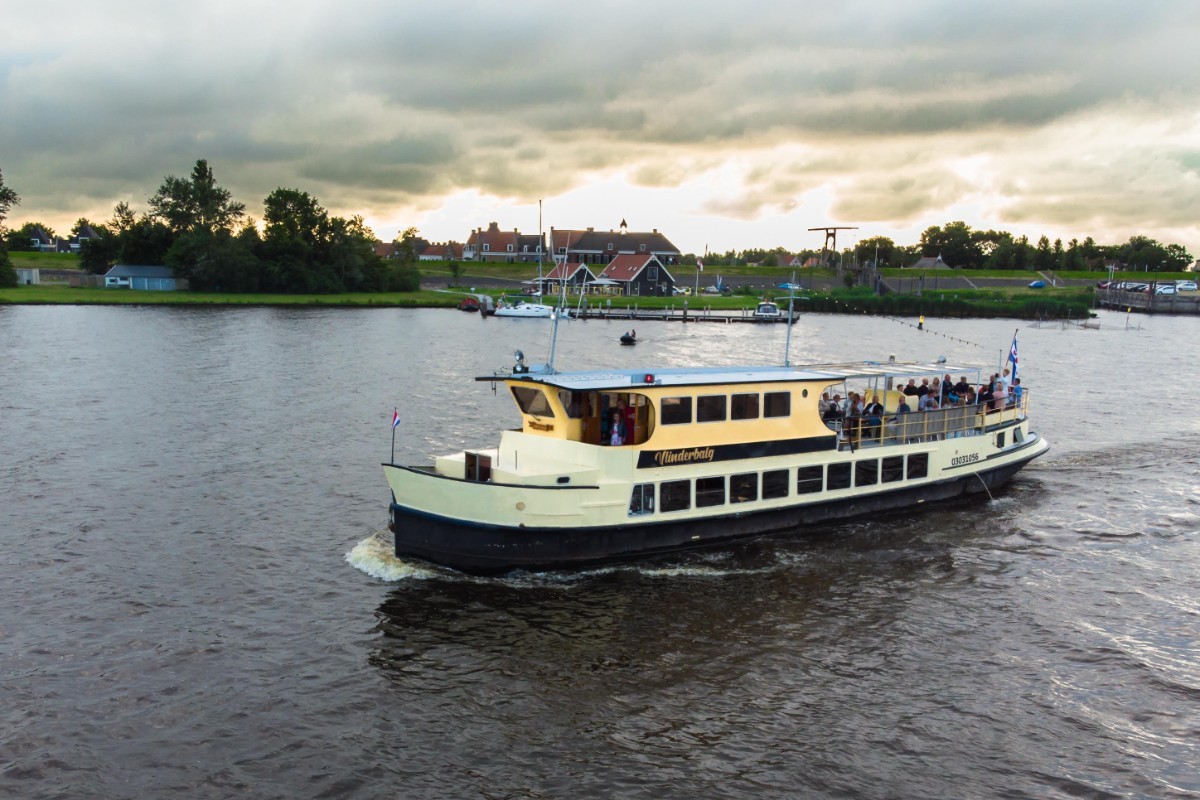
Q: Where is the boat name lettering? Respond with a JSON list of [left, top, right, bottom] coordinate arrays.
[[654, 447, 716, 466], [950, 453, 979, 467], [528, 420, 555, 431]]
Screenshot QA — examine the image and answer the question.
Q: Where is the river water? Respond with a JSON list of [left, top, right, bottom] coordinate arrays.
[[1, 305, 1198, 799]]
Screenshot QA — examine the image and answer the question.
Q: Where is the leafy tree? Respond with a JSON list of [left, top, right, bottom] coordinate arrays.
[[0, 165, 16, 285], [108, 202, 137, 236], [119, 218, 174, 266], [0, 167, 18, 232], [855, 236, 895, 268], [149, 159, 245, 236], [919, 221, 984, 268], [383, 227, 422, 291], [79, 227, 118, 274], [166, 228, 260, 291], [261, 187, 330, 292]]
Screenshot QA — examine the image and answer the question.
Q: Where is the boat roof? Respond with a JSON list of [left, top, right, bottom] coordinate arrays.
[[479, 360, 982, 391]]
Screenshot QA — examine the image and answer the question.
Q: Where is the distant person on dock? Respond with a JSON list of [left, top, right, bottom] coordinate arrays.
[[918, 315, 925, 330]]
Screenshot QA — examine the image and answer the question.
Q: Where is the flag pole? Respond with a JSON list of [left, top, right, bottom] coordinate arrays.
[[390, 407, 397, 464]]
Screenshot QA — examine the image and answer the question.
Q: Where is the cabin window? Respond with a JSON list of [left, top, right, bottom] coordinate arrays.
[[628, 483, 655, 516], [730, 473, 757, 503], [557, 390, 589, 419], [660, 480, 691, 512], [696, 476, 725, 508], [697, 395, 727, 423], [661, 397, 692, 425], [996, 431, 1006, 448], [827, 462, 851, 490], [511, 386, 555, 416], [1014, 427, 1025, 443], [855, 460, 879, 486], [881, 456, 904, 483], [907, 453, 929, 480], [796, 465, 823, 494], [731, 393, 759, 420], [764, 391, 791, 418], [762, 469, 789, 499]]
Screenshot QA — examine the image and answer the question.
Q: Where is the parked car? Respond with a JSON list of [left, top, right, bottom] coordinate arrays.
[[1028, 280, 1046, 289], [672, 286, 692, 296], [1175, 280, 1197, 292], [1096, 280, 1112, 289], [778, 282, 801, 291], [1154, 284, 1176, 295]]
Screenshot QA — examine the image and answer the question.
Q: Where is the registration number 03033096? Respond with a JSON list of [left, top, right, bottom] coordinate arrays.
[[950, 453, 980, 467]]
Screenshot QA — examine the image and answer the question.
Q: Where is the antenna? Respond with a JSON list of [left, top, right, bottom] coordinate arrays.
[[783, 270, 796, 367]]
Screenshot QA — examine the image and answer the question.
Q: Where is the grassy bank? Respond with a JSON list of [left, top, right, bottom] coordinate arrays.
[[1, 283, 1095, 319]]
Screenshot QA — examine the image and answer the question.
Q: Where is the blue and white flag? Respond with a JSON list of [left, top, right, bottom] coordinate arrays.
[[1007, 332, 1019, 381]]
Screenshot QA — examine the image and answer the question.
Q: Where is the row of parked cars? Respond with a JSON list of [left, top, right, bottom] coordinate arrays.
[[1097, 279, 1198, 295]]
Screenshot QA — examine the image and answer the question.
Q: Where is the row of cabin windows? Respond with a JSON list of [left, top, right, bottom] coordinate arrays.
[[628, 454, 929, 515], [661, 391, 792, 426]]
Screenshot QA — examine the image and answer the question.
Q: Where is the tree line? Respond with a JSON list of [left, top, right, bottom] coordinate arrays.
[[1, 160, 420, 293], [689, 222, 1192, 272]]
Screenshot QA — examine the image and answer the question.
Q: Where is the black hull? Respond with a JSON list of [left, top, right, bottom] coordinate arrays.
[[389, 453, 1042, 575]]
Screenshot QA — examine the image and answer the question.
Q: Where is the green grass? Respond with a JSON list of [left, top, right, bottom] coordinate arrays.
[[2, 277, 1096, 319]]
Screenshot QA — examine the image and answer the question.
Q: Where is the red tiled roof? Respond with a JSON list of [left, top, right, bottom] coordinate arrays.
[[599, 254, 659, 282]]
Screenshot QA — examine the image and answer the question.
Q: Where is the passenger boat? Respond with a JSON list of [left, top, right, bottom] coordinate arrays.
[[383, 348, 1049, 573]]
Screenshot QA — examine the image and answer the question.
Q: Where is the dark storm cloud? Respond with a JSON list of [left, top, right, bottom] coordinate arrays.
[[2, 0, 1198, 251]]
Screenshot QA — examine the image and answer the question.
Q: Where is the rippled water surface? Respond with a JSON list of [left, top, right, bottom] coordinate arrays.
[[2, 306, 1198, 799]]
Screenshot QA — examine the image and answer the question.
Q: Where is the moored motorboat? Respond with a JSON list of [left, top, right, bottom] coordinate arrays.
[[752, 300, 783, 321], [620, 331, 637, 345], [494, 296, 567, 318], [383, 347, 1048, 574]]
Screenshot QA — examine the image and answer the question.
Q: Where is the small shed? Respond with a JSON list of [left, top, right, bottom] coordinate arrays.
[[104, 265, 181, 291]]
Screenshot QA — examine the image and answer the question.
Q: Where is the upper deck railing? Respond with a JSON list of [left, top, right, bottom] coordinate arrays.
[[832, 392, 1030, 450]]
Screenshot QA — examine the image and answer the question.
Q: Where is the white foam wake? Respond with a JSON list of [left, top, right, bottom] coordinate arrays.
[[345, 532, 440, 582]]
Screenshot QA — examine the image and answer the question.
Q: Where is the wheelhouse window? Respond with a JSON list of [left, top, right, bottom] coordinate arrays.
[[731, 393, 759, 420], [697, 395, 727, 423], [557, 390, 590, 419], [696, 476, 725, 508], [660, 480, 691, 512], [730, 473, 757, 503], [907, 453, 929, 480], [762, 469, 789, 499], [511, 386, 554, 416], [661, 397, 692, 425], [629, 484, 655, 516], [855, 459, 878, 486], [827, 462, 851, 490], [796, 465, 823, 494], [764, 391, 791, 418]]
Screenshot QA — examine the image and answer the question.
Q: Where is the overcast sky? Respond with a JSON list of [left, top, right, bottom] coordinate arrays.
[[3, 0, 1198, 258]]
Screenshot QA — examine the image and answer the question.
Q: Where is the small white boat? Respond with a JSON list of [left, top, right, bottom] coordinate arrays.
[[494, 298, 564, 318], [752, 300, 783, 321]]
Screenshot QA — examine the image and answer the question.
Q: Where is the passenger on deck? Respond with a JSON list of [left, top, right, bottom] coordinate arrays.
[[903, 379, 919, 397], [864, 394, 884, 440], [1012, 378, 1023, 406], [824, 394, 844, 422]]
